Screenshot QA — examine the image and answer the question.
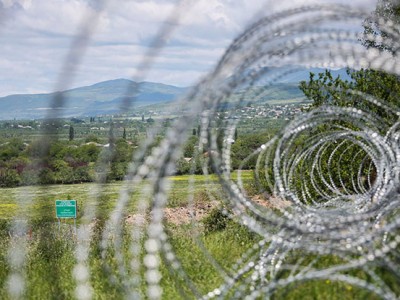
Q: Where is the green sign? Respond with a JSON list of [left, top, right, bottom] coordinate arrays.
[[55, 200, 77, 218]]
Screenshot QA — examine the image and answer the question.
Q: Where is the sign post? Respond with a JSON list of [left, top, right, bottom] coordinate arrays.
[[55, 200, 77, 234]]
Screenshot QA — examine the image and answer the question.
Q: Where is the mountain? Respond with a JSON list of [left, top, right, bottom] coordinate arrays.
[[225, 67, 350, 106], [260, 66, 351, 83], [0, 67, 349, 120], [0, 79, 188, 120]]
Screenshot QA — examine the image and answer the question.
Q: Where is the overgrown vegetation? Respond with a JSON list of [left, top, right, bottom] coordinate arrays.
[[0, 115, 288, 187], [293, 0, 400, 203], [0, 1, 398, 298], [0, 174, 397, 299]]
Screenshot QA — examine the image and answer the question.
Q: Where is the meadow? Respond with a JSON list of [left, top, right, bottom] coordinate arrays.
[[0, 172, 258, 299], [0, 172, 396, 299]]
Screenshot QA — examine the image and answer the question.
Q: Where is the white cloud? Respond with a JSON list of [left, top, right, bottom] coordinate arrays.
[[1, 0, 32, 9], [0, 0, 381, 97]]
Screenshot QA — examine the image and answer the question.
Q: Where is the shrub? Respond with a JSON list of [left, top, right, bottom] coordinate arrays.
[[175, 157, 190, 175], [202, 206, 230, 233], [0, 169, 21, 187]]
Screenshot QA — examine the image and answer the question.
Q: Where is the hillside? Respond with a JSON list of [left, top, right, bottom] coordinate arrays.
[[0, 79, 188, 120], [0, 67, 349, 120]]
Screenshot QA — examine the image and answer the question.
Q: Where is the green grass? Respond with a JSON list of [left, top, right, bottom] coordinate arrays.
[[0, 171, 254, 220], [0, 173, 397, 299]]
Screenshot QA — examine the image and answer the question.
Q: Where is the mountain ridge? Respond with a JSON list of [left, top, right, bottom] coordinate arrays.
[[0, 67, 350, 120], [0, 79, 189, 120]]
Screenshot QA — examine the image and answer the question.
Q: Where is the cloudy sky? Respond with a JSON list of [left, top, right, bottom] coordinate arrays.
[[0, 0, 378, 97]]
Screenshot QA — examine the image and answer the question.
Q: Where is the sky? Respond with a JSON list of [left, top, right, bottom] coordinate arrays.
[[0, 0, 378, 97]]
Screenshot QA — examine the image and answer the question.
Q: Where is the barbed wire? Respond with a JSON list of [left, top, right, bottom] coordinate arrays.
[[3, 1, 400, 299]]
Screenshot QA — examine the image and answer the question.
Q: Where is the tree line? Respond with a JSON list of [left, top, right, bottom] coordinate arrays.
[[0, 137, 134, 187]]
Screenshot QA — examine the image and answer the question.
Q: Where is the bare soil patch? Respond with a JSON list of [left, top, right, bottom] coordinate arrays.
[[125, 195, 291, 226], [251, 194, 292, 210], [125, 201, 220, 226], [164, 201, 219, 225]]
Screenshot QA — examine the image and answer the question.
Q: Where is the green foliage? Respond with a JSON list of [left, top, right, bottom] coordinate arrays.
[[297, 71, 397, 199], [163, 218, 259, 297], [299, 68, 400, 131], [299, 0, 400, 127], [0, 169, 21, 187], [85, 134, 101, 143], [175, 157, 191, 175], [299, 69, 352, 108], [296, 0, 400, 201], [78, 143, 101, 162], [21, 169, 40, 185], [0, 132, 141, 186], [0, 138, 26, 161], [110, 162, 127, 181], [69, 125, 74, 141], [183, 135, 198, 158], [26, 138, 49, 158], [108, 122, 115, 148], [202, 206, 230, 233], [363, 0, 400, 53], [231, 130, 275, 169], [113, 139, 132, 162], [0, 175, 397, 299], [24, 223, 76, 299]]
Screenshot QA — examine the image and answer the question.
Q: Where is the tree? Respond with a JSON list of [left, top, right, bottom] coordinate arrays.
[[113, 139, 132, 162], [296, 0, 400, 201], [123, 127, 127, 140], [175, 158, 191, 175], [85, 134, 101, 144], [362, 0, 400, 53], [0, 169, 21, 187], [299, 0, 400, 130], [231, 131, 273, 169], [69, 125, 74, 141], [108, 122, 115, 149], [0, 138, 25, 161], [78, 144, 100, 162], [183, 136, 198, 157]]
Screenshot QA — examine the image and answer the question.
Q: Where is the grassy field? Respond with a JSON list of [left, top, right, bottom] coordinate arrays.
[[0, 172, 257, 299], [0, 172, 253, 219], [0, 173, 397, 299]]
